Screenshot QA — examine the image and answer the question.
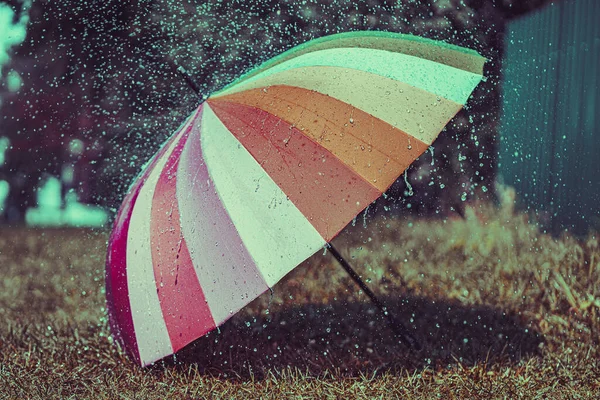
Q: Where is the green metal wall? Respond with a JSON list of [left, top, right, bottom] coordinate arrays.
[[500, 0, 600, 235]]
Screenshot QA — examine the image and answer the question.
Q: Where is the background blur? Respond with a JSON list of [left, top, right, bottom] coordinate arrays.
[[1, 0, 597, 235]]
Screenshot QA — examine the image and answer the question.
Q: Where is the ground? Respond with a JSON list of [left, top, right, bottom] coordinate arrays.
[[0, 201, 599, 399]]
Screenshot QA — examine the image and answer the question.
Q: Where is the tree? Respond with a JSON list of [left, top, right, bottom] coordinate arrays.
[[0, 0, 556, 221]]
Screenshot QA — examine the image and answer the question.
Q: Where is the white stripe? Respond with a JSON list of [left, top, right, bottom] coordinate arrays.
[[175, 108, 269, 325], [126, 130, 185, 366], [201, 104, 326, 287], [215, 47, 481, 105]]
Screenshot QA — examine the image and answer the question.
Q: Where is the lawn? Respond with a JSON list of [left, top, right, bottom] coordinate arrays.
[[0, 199, 598, 399]]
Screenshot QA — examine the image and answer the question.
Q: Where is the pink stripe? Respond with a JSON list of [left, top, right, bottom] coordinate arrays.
[[106, 183, 142, 364], [105, 123, 185, 363], [176, 105, 269, 324], [150, 113, 215, 352]]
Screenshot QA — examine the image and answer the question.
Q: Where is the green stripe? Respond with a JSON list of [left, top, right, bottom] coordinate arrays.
[[218, 47, 482, 105], [215, 31, 484, 94]]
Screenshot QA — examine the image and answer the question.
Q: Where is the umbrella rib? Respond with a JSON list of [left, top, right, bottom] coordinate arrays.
[[326, 243, 422, 351]]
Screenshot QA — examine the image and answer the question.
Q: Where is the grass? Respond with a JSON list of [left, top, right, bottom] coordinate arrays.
[[0, 196, 599, 399]]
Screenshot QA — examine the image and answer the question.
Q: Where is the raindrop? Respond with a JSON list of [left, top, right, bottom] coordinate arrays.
[[403, 170, 413, 196], [363, 205, 370, 228]]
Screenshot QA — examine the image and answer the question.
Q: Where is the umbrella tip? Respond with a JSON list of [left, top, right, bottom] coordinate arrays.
[[171, 59, 202, 96]]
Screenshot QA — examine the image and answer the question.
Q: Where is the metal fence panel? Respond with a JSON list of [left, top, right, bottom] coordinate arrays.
[[500, 0, 600, 235]]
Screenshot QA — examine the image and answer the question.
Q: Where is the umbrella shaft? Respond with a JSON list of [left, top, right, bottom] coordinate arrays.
[[327, 244, 422, 351], [172, 60, 202, 95]]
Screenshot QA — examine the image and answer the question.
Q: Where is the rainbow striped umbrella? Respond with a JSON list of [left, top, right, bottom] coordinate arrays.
[[106, 31, 485, 366]]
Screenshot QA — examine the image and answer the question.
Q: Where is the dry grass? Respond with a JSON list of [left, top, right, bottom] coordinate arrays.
[[0, 198, 599, 399]]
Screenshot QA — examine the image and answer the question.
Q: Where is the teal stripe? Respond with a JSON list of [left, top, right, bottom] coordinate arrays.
[[220, 47, 482, 105], [216, 31, 483, 94]]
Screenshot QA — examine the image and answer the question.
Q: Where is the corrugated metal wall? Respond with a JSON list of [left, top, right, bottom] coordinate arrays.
[[500, 0, 600, 235]]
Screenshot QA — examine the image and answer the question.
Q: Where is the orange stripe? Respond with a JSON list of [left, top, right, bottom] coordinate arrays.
[[209, 101, 382, 241], [211, 66, 463, 144], [209, 86, 430, 192]]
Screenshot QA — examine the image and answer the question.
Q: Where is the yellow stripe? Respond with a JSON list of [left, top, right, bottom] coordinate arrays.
[[211, 66, 462, 145]]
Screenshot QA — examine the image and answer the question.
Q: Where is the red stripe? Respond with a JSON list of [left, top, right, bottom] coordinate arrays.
[[150, 113, 215, 352], [209, 101, 382, 241], [105, 123, 184, 363]]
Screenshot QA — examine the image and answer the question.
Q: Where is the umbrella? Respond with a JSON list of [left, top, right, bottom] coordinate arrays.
[[106, 31, 485, 366]]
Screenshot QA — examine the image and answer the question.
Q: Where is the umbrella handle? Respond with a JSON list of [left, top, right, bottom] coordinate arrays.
[[326, 243, 422, 351]]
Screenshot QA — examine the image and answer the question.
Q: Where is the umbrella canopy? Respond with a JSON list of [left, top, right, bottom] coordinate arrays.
[[106, 31, 485, 366]]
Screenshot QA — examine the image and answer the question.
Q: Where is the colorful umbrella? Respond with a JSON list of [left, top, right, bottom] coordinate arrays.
[[106, 31, 485, 366]]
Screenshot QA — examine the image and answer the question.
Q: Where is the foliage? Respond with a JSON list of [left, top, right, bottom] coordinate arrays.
[[0, 0, 553, 217]]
